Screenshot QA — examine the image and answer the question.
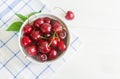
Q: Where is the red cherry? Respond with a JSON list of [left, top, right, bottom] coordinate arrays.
[[37, 53, 47, 62], [21, 36, 32, 47], [25, 45, 37, 56], [48, 49, 58, 60], [58, 41, 66, 51], [65, 11, 74, 20], [23, 24, 33, 34], [37, 39, 44, 46], [50, 19, 60, 26], [33, 18, 44, 28], [54, 7, 74, 20], [58, 30, 67, 39], [50, 37, 59, 47], [38, 41, 51, 53], [40, 23, 52, 34], [30, 30, 42, 41], [52, 21, 62, 33], [44, 17, 51, 23]]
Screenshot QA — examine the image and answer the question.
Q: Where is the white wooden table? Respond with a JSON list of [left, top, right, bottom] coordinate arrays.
[[43, 0, 120, 79]]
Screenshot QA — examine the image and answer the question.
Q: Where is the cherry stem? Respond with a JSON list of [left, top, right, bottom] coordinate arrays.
[[48, 32, 56, 47], [55, 32, 58, 38], [40, 36, 49, 39], [55, 32, 60, 42], [54, 7, 66, 14]]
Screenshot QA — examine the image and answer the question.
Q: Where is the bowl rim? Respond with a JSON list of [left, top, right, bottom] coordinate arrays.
[[18, 13, 70, 64]]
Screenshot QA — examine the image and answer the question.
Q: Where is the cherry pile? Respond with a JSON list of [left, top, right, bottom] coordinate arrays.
[[20, 17, 68, 62]]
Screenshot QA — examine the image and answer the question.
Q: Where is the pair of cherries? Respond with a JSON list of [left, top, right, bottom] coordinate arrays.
[[21, 17, 67, 62]]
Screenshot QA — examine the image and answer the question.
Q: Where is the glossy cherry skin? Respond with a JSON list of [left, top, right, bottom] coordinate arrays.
[[37, 53, 47, 62], [33, 18, 44, 28], [36, 39, 44, 46], [44, 17, 51, 23], [38, 41, 51, 53], [21, 36, 32, 47], [50, 37, 59, 47], [58, 30, 67, 39], [30, 30, 42, 41], [51, 19, 60, 26], [40, 23, 52, 34], [48, 49, 58, 60], [65, 11, 75, 20], [52, 22, 62, 33], [25, 45, 37, 56], [23, 24, 33, 34], [58, 41, 66, 51]]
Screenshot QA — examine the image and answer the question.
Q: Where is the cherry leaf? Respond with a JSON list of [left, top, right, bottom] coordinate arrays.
[[6, 22, 23, 32], [16, 13, 27, 22]]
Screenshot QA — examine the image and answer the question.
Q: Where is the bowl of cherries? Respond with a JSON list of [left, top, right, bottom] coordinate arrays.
[[19, 13, 70, 63]]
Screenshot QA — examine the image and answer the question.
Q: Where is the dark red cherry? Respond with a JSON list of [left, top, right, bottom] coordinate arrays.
[[58, 41, 66, 51], [44, 17, 51, 23], [40, 23, 52, 34], [48, 49, 58, 60], [21, 36, 32, 47], [37, 39, 44, 46], [30, 30, 42, 41], [58, 30, 67, 39], [25, 45, 37, 56], [50, 37, 59, 47], [33, 18, 44, 28], [37, 53, 47, 62], [65, 11, 75, 20], [52, 22, 62, 33], [50, 19, 59, 26], [23, 24, 33, 34], [38, 41, 51, 53]]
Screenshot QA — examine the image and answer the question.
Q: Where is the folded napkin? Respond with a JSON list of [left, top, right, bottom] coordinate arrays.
[[0, 0, 81, 79]]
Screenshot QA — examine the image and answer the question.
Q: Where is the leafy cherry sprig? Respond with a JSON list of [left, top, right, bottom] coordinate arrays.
[[6, 11, 41, 32]]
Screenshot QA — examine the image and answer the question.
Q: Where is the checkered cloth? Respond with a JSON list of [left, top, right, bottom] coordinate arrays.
[[0, 0, 81, 79]]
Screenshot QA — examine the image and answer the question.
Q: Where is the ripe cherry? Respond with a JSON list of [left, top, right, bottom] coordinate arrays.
[[58, 29, 67, 39], [25, 45, 37, 56], [37, 39, 44, 46], [33, 18, 44, 28], [48, 49, 58, 60], [21, 36, 32, 47], [54, 7, 75, 20], [38, 41, 51, 53], [44, 17, 51, 23], [65, 11, 75, 20], [50, 19, 60, 26], [58, 41, 66, 51], [37, 53, 47, 62], [40, 23, 52, 34], [52, 22, 62, 33], [50, 37, 59, 47], [23, 24, 33, 34], [30, 30, 42, 41]]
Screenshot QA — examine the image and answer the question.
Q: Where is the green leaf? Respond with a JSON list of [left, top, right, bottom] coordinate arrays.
[[27, 11, 41, 17], [6, 22, 23, 32], [16, 13, 27, 21]]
